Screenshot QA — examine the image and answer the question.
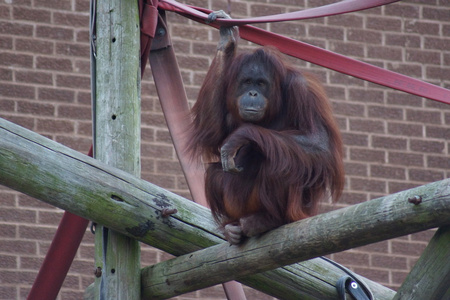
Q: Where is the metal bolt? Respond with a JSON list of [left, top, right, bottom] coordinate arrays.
[[94, 267, 102, 278], [408, 195, 422, 205], [161, 208, 178, 218], [156, 27, 166, 37]]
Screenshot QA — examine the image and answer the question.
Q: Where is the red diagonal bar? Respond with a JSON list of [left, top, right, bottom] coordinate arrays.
[[158, 2, 450, 105], [160, 0, 400, 25], [27, 146, 93, 300]]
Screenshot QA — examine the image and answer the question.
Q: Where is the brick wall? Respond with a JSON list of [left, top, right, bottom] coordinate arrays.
[[0, 0, 449, 299]]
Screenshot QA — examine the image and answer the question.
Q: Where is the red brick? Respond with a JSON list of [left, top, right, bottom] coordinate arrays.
[[36, 56, 73, 72], [38, 87, 75, 102], [309, 25, 344, 40], [35, 0, 72, 10], [385, 3, 420, 18], [388, 152, 424, 167], [0, 21, 33, 36], [0, 99, 15, 112], [57, 104, 91, 120], [19, 225, 57, 240], [410, 139, 445, 154], [0, 52, 33, 68], [347, 29, 382, 44], [53, 12, 89, 27], [388, 181, 420, 194], [36, 25, 74, 41], [368, 46, 403, 61], [37, 211, 64, 225], [391, 240, 427, 256], [344, 162, 368, 177], [20, 256, 44, 270], [271, 22, 306, 37], [427, 155, 450, 169], [353, 267, 389, 285], [334, 251, 369, 266], [141, 173, 175, 190], [0, 224, 16, 238], [13, 6, 51, 23], [56, 74, 90, 89], [406, 21, 440, 35], [350, 148, 385, 163], [15, 70, 53, 85], [406, 49, 441, 65], [411, 229, 436, 243], [0, 270, 37, 285], [332, 102, 365, 117], [386, 63, 422, 79], [0, 115, 35, 130], [350, 178, 386, 193], [0, 240, 36, 255], [0, 286, 18, 298], [385, 33, 421, 48], [36, 119, 75, 133], [0, 83, 35, 99], [330, 42, 364, 58], [409, 168, 444, 182], [368, 106, 404, 120], [0, 67, 12, 80], [366, 17, 402, 32], [371, 254, 407, 270], [406, 109, 442, 124], [56, 42, 90, 57], [0, 1, 449, 297], [342, 132, 368, 146], [387, 122, 423, 137], [425, 125, 450, 139], [424, 37, 448, 51], [76, 29, 90, 43], [251, 4, 284, 17], [329, 73, 364, 86], [56, 136, 92, 152], [370, 165, 406, 180], [372, 136, 407, 150], [0, 36, 12, 49]]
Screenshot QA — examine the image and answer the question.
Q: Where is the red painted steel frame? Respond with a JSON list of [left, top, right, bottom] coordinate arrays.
[[27, 1, 450, 299], [27, 149, 92, 300], [149, 10, 246, 299]]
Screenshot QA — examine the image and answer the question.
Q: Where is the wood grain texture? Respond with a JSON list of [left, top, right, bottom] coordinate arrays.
[[1, 117, 448, 299], [92, 0, 141, 299], [393, 226, 450, 300]]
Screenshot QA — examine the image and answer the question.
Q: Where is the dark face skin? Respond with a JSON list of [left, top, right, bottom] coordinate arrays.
[[236, 62, 271, 122]]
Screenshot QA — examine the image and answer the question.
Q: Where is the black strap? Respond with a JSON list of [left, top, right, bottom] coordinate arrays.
[[336, 275, 372, 300]]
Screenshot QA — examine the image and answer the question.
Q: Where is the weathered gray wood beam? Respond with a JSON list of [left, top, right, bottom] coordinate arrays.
[[139, 179, 450, 299], [393, 225, 450, 300], [92, 0, 141, 298], [1, 117, 448, 299], [0, 117, 222, 255]]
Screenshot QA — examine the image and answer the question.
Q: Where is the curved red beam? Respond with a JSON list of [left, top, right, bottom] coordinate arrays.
[[158, 1, 450, 105]]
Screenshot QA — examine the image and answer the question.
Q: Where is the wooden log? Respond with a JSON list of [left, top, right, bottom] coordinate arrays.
[[92, 0, 141, 299], [393, 225, 450, 300], [140, 180, 450, 299], [0, 117, 448, 299], [0, 116, 223, 254]]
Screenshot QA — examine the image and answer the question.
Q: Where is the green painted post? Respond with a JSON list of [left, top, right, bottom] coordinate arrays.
[[93, 0, 141, 299]]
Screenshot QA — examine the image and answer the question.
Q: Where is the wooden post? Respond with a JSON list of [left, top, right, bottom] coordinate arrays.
[[93, 0, 141, 299], [0, 117, 449, 299], [393, 226, 450, 300]]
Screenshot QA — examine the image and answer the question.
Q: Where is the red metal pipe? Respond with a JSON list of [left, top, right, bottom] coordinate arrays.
[[149, 11, 246, 299], [27, 147, 92, 300]]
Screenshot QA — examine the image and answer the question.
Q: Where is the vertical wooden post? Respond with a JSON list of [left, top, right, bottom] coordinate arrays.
[[93, 0, 141, 299]]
